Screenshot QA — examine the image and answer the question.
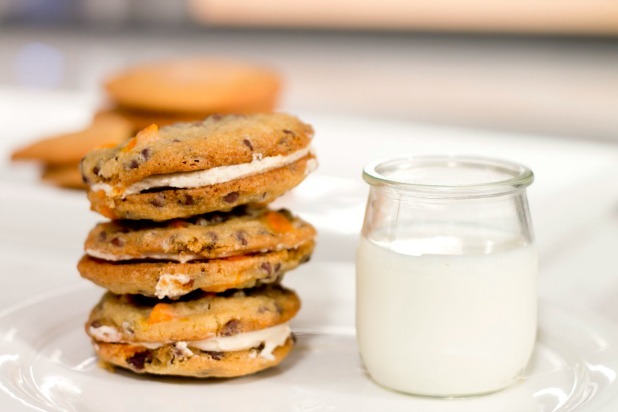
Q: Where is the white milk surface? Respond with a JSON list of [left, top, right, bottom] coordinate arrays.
[[356, 236, 538, 396]]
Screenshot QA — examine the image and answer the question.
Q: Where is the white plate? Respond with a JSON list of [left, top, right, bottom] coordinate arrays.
[[1, 283, 618, 412], [2, 90, 618, 411], [1, 172, 618, 412]]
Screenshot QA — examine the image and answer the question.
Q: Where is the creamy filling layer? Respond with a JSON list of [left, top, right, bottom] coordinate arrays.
[[85, 243, 296, 263], [85, 249, 202, 263], [155, 273, 193, 299], [91, 147, 314, 198], [91, 323, 291, 360]]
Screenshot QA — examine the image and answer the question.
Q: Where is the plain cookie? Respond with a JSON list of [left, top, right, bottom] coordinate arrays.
[[104, 58, 281, 114]]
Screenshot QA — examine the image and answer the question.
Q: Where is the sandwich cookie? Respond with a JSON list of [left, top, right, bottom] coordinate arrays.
[[82, 113, 317, 221], [79, 207, 316, 298], [86, 285, 300, 377]]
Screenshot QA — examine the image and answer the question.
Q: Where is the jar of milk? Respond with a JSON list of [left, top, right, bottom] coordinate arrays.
[[356, 156, 537, 397]]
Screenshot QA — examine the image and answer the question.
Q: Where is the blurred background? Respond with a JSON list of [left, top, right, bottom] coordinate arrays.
[[1, 0, 617, 141]]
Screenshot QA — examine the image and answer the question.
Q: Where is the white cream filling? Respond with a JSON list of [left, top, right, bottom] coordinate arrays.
[[305, 158, 318, 176], [190, 323, 290, 360], [89, 325, 123, 342], [92, 147, 313, 198], [155, 273, 193, 299], [85, 249, 202, 263], [173, 341, 194, 358], [86, 242, 299, 263], [106, 323, 291, 360]]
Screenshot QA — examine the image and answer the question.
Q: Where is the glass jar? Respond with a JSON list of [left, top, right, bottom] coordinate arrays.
[[356, 155, 537, 397]]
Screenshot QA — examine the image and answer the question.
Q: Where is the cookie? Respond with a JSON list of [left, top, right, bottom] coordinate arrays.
[[78, 240, 314, 298], [94, 338, 293, 378], [82, 113, 317, 221], [11, 112, 132, 165], [86, 285, 300, 377], [41, 163, 86, 189], [83, 207, 316, 262], [104, 58, 281, 114]]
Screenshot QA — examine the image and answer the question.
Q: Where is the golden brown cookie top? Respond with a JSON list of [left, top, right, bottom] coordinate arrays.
[[86, 285, 301, 343], [84, 207, 316, 262], [104, 58, 281, 114], [80, 113, 314, 193]]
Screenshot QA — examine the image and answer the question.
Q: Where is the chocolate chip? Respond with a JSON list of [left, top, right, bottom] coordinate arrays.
[[261, 262, 272, 275], [92, 165, 100, 175], [220, 319, 241, 336], [183, 194, 195, 206], [203, 231, 218, 250], [149, 194, 165, 208], [110, 237, 124, 247], [127, 159, 139, 169], [141, 148, 151, 160], [90, 320, 101, 328], [210, 114, 223, 121], [204, 351, 224, 360], [98, 231, 107, 242], [274, 302, 283, 314], [172, 138, 181, 143], [236, 231, 248, 246], [283, 129, 295, 136], [126, 350, 152, 370], [300, 254, 311, 263], [274, 263, 281, 273], [257, 306, 271, 313], [223, 192, 239, 203], [242, 138, 253, 151], [207, 231, 218, 243], [81, 173, 89, 184]]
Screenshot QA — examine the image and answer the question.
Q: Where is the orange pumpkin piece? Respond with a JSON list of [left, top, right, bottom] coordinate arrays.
[[266, 211, 293, 233], [147, 303, 176, 324]]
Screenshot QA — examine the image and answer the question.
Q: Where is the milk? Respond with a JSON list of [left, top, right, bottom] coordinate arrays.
[[356, 235, 538, 397]]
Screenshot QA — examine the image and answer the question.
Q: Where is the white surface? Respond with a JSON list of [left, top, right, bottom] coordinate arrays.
[[1, 90, 618, 410], [1, 284, 618, 412]]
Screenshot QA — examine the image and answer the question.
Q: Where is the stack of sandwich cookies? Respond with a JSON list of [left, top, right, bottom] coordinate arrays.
[[78, 113, 316, 377]]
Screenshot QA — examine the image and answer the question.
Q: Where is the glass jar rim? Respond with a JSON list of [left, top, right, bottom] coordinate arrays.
[[362, 155, 534, 198]]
